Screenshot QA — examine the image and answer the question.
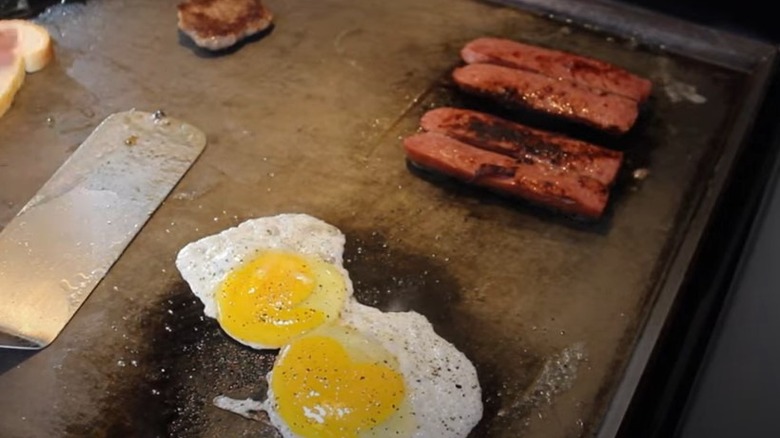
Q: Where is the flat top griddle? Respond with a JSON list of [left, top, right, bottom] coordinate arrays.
[[0, 0, 774, 437]]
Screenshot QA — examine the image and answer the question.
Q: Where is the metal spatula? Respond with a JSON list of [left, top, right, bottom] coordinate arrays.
[[0, 110, 206, 349]]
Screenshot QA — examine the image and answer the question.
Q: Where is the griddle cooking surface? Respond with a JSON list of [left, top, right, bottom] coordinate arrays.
[[0, 0, 769, 437]]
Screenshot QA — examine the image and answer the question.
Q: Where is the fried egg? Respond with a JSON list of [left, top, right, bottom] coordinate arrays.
[[179, 214, 483, 437], [175, 214, 352, 349], [259, 302, 483, 438]]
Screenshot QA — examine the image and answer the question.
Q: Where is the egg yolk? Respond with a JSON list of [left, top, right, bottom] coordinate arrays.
[[271, 329, 407, 438], [216, 251, 347, 348]]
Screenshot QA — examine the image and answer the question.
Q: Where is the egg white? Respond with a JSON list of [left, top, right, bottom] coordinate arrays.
[[175, 213, 354, 349], [260, 302, 483, 438]]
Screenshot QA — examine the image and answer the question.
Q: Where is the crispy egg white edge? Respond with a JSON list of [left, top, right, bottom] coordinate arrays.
[[260, 301, 484, 438], [174, 213, 354, 350]]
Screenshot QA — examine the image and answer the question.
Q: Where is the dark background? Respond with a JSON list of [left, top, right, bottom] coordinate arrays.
[[622, 0, 779, 42]]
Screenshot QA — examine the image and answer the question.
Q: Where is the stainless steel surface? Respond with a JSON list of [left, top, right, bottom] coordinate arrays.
[[0, 111, 206, 348], [0, 0, 773, 437]]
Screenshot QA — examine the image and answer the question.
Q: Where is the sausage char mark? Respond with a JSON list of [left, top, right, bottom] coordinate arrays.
[[420, 107, 623, 186], [403, 132, 610, 218]]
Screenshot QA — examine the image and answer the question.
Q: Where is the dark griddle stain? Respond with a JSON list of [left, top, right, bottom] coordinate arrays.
[[344, 229, 462, 333], [341, 228, 545, 436], [62, 281, 277, 437], [607, 101, 663, 202], [56, 230, 543, 437]]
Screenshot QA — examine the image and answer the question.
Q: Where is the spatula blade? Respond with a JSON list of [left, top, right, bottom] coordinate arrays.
[[0, 110, 206, 349]]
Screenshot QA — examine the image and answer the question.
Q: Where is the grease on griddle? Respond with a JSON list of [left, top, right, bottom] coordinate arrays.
[[476, 343, 588, 436]]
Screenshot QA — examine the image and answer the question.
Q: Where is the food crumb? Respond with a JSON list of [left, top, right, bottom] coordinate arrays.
[[633, 168, 650, 181]]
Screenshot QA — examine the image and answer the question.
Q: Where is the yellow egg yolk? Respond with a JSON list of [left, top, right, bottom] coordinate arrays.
[[271, 329, 408, 438], [216, 251, 347, 348]]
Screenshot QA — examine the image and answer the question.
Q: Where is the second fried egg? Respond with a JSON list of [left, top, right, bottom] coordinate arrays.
[[175, 214, 352, 349]]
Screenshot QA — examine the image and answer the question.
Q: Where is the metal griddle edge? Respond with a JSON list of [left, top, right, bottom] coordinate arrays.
[[609, 2, 780, 437], [618, 67, 780, 438]]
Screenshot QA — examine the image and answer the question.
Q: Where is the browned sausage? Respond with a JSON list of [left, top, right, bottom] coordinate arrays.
[[403, 132, 609, 218], [452, 63, 639, 134], [461, 37, 652, 102], [420, 107, 623, 186]]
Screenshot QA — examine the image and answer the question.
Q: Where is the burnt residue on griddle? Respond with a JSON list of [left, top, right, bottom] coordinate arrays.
[[60, 229, 548, 437], [343, 228, 462, 331], [340, 228, 547, 436], [62, 282, 277, 437], [603, 101, 662, 210], [152, 284, 278, 438]]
